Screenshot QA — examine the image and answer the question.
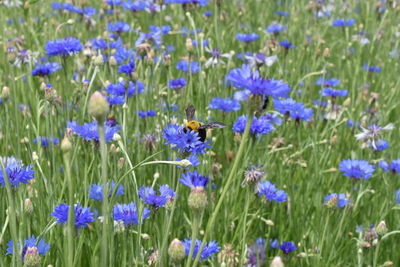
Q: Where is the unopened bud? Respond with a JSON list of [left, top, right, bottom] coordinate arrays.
[[32, 152, 39, 161], [87, 91, 109, 122], [23, 247, 41, 266], [168, 239, 186, 262], [61, 137, 72, 153], [67, 19, 75, 25], [109, 56, 117, 66], [24, 198, 33, 214], [270, 256, 284, 267], [117, 157, 125, 169], [186, 38, 193, 52], [376, 221, 388, 236], [323, 47, 330, 57], [2, 86, 10, 99], [94, 54, 104, 66], [188, 186, 208, 211]]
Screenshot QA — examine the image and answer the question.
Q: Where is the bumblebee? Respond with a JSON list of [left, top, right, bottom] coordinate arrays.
[[183, 105, 226, 142]]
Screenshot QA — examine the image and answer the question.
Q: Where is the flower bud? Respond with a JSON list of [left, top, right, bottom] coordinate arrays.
[[188, 186, 208, 211], [376, 221, 388, 236], [94, 54, 104, 66], [2, 86, 10, 99], [186, 38, 193, 52], [87, 91, 109, 122], [24, 198, 33, 214], [270, 256, 284, 267], [109, 56, 117, 66], [117, 157, 125, 169], [325, 195, 338, 209], [61, 137, 72, 153], [23, 247, 41, 266], [168, 239, 186, 262]]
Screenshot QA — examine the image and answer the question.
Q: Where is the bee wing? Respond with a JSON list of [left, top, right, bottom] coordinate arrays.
[[185, 105, 196, 121], [199, 122, 226, 129]]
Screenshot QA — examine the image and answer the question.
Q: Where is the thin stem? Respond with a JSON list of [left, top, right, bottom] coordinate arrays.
[[0, 161, 21, 267], [64, 150, 75, 267], [98, 124, 109, 267], [185, 213, 201, 267], [192, 110, 254, 267]]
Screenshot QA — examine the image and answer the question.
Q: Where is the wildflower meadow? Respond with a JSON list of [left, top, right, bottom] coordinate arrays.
[[1, 0, 400, 266]]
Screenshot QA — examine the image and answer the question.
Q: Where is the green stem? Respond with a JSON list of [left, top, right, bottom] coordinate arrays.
[[192, 110, 254, 267], [64, 150, 75, 267], [185, 213, 201, 267], [0, 161, 21, 267], [98, 124, 109, 267]]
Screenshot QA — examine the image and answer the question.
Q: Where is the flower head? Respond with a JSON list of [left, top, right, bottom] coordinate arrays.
[[89, 181, 124, 201], [67, 121, 121, 142], [257, 180, 287, 203], [232, 115, 275, 135], [246, 238, 266, 266], [339, 159, 375, 180], [169, 78, 186, 90], [45, 37, 83, 57], [139, 184, 175, 208], [389, 159, 400, 174], [0, 157, 34, 187], [179, 170, 209, 188], [279, 241, 297, 254], [182, 238, 220, 260], [113, 202, 150, 226], [209, 97, 240, 113], [266, 23, 287, 35], [236, 33, 259, 43], [6, 235, 50, 264], [51, 203, 95, 228], [332, 18, 355, 27], [321, 88, 348, 98], [324, 193, 349, 208], [32, 62, 62, 76]]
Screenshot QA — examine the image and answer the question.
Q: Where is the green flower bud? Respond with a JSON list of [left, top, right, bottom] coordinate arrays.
[[168, 238, 185, 262], [376, 221, 388, 236], [87, 92, 109, 122], [270, 256, 284, 267], [23, 247, 41, 266], [61, 137, 72, 153], [188, 186, 208, 211]]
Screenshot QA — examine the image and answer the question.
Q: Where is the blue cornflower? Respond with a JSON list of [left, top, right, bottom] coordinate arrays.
[[169, 78, 187, 90], [378, 161, 389, 172], [315, 77, 340, 87], [106, 0, 122, 6], [313, 99, 328, 108], [6, 235, 50, 263], [113, 202, 150, 226], [236, 33, 259, 43], [0, 157, 34, 187], [67, 121, 120, 143], [182, 238, 220, 260], [176, 60, 200, 73], [395, 190, 400, 204], [279, 40, 296, 49], [209, 97, 240, 113], [149, 25, 171, 35], [324, 193, 349, 208], [162, 124, 210, 154], [106, 81, 144, 101], [269, 238, 279, 249], [321, 88, 348, 98], [204, 11, 212, 17], [339, 159, 375, 180], [274, 11, 289, 17], [279, 241, 297, 254], [192, 39, 209, 47], [118, 59, 135, 75], [227, 64, 291, 98], [91, 38, 108, 50], [363, 64, 381, 73], [135, 31, 162, 48], [257, 180, 287, 203], [108, 21, 130, 33], [372, 139, 389, 151], [51, 204, 95, 228], [332, 18, 355, 27], [232, 115, 275, 135], [123, 0, 147, 11], [138, 110, 156, 118], [139, 184, 175, 208], [32, 62, 62, 76], [274, 98, 313, 122], [266, 23, 287, 35], [33, 137, 60, 147], [179, 170, 209, 188], [45, 37, 83, 57], [389, 159, 400, 174], [89, 181, 124, 201], [244, 53, 278, 68], [247, 238, 266, 266]]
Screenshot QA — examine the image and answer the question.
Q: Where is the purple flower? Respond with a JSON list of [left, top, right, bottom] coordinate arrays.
[[0, 157, 34, 187], [246, 238, 266, 266], [113, 202, 150, 226], [257, 180, 287, 203], [45, 37, 83, 57], [51, 204, 95, 228]]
